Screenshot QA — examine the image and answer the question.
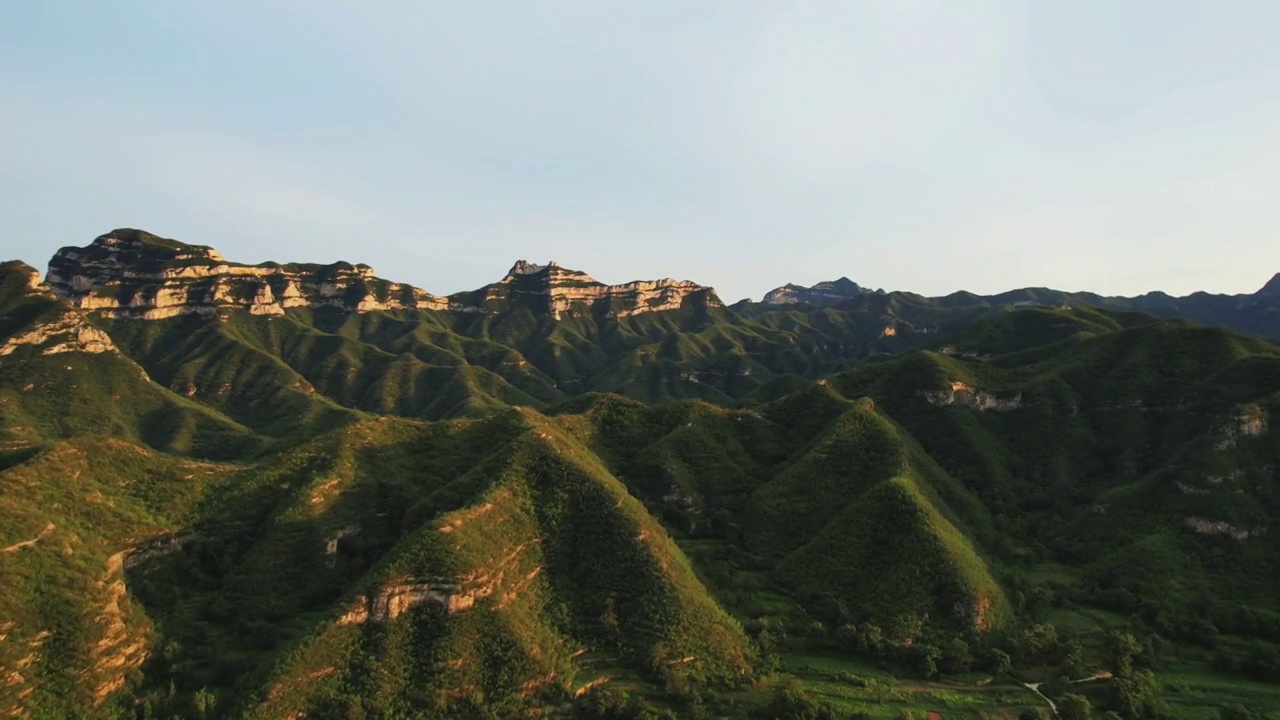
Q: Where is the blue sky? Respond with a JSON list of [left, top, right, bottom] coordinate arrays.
[[2, 1, 1279, 301]]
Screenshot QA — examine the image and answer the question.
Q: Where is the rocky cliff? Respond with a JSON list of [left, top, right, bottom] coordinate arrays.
[[46, 229, 451, 319], [0, 261, 119, 357], [453, 259, 721, 319], [0, 309, 118, 357], [43, 230, 719, 321]]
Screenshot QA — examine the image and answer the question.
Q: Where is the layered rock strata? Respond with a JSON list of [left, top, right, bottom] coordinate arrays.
[[46, 229, 450, 318], [44, 230, 719, 320], [453, 259, 720, 319]]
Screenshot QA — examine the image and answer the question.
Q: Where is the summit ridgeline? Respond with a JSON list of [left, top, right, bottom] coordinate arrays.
[[44, 229, 721, 320]]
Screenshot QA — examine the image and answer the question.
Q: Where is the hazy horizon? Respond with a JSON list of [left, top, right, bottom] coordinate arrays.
[[9, 226, 1280, 303], [4, 1, 1280, 301]]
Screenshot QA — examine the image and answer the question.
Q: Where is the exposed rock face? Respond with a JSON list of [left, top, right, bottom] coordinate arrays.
[[954, 596, 994, 631], [121, 532, 200, 569], [6, 261, 44, 291], [455, 259, 721, 319], [0, 551, 147, 714], [762, 277, 863, 306], [0, 523, 54, 554], [1184, 516, 1254, 540], [337, 580, 474, 623], [92, 553, 149, 705], [937, 346, 992, 362], [921, 382, 1022, 411], [324, 525, 360, 556], [0, 310, 117, 356], [1235, 405, 1268, 437], [44, 231, 718, 321], [338, 542, 541, 624], [47, 229, 450, 318], [1216, 405, 1269, 449]]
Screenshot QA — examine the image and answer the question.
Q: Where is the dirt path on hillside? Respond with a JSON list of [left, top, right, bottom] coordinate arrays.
[[1, 523, 54, 554], [1024, 682, 1057, 717]]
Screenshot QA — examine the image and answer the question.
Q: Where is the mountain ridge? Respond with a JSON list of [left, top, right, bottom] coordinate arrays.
[[44, 229, 721, 321], [21, 228, 1279, 326], [5, 230, 1280, 718]]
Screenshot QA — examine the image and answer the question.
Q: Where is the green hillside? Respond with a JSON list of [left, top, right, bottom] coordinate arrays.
[[4, 247, 1280, 719]]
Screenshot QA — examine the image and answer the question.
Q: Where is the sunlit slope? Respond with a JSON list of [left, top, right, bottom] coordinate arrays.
[[0, 438, 245, 716], [0, 262, 261, 460]]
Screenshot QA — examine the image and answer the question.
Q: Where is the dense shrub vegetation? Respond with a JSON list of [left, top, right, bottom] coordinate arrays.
[[3, 261, 1280, 718]]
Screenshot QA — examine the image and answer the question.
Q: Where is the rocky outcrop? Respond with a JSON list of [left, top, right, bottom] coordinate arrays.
[[121, 532, 200, 569], [0, 552, 146, 714], [1184, 516, 1254, 540], [0, 309, 117, 357], [46, 229, 450, 319], [1215, 405, 1269, 449], [324, 525, 360, 555], [922, 382, 1021, 411], [761, 277, 863, 306], [1235, 405, 1268, 437], [43, 231, 718, 321], [937, 346, 993, 362], [91, 553, 149, 705], [0, 523, 54, 554], [3, 261, 45, 292], [954, 596, 994, 631], [338, 542, 539, 624], [456, 259, 721, 319], [338, 579, 475, 623]]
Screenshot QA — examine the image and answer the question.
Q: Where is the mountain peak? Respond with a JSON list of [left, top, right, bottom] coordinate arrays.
[[90, 228, 226, 262], [1257, 272, 1280, 296], [762, 276, 863, 305], [506, 259, 557, 276]]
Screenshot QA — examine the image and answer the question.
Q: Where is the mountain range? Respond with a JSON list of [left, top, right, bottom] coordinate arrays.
[[2, 229, 1279, 719]]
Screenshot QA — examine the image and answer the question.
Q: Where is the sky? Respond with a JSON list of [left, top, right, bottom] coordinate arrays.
[[2, 1, 1279, 302]]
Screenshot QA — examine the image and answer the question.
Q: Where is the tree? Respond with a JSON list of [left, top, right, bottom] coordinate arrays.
[[1042, 675, 1072, 700], [835, 624, 859, 652], [1058, 693, 1092, 720], [1111, 670, 1157, 720], [1062, 640, 1088, 680], [941, 637, 973, 675], [1107, 631, 1141, 678], [1018, 709, 1050, 720], [857, 624, 884, 654], [193, 688, 217, 720], [344, 698, 369, 720], [886, 614, 923, 644], [1027, 586, 1054, 619], [761, 679, 838, 720], [909, 644, 942, 679], [989, 648, 1013, 675], [1017, 624, 1060, 663]]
